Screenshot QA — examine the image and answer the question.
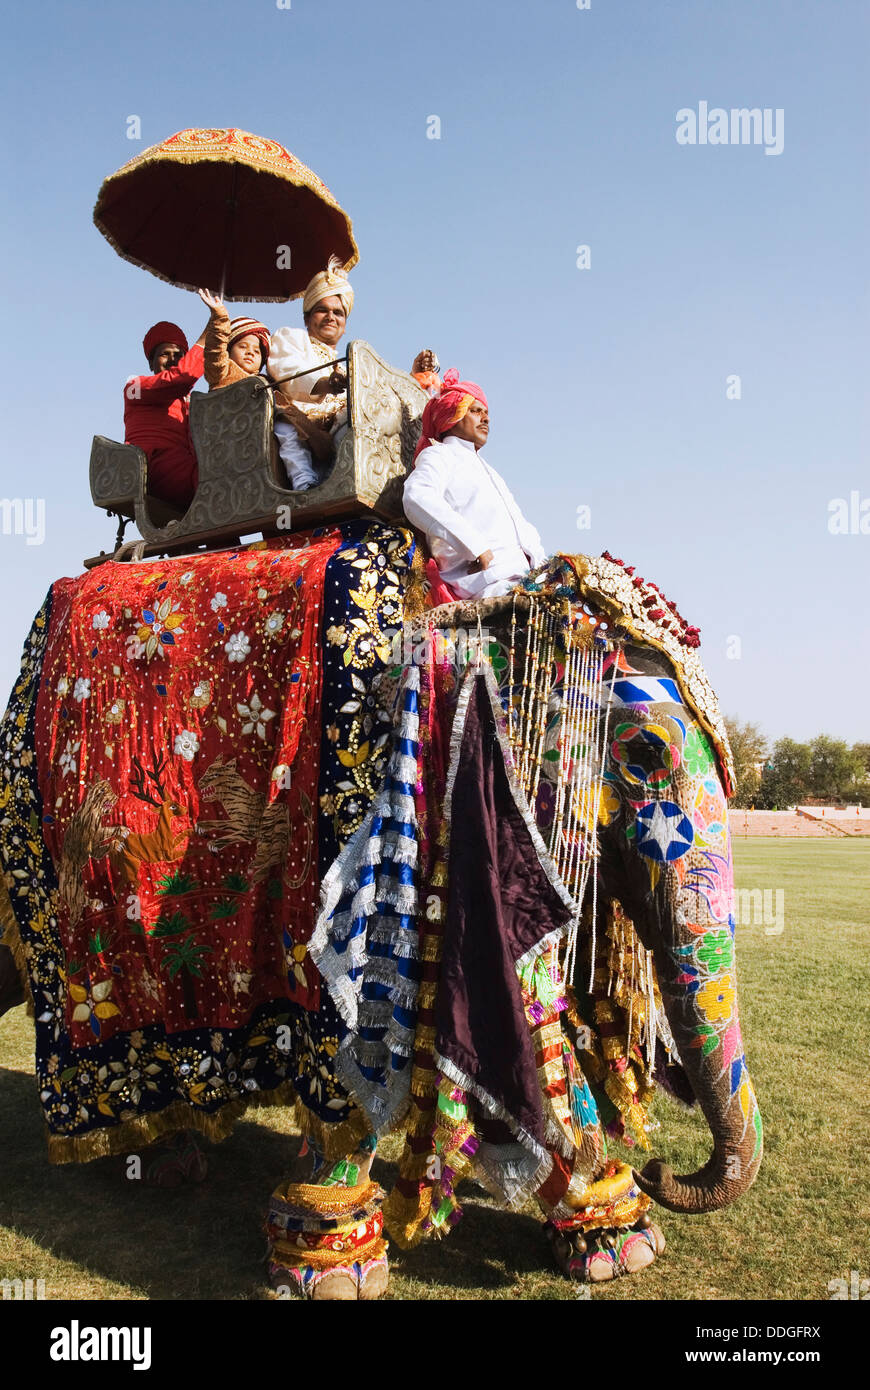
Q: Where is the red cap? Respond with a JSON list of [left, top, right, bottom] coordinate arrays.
[[143, 321, 189, 363]]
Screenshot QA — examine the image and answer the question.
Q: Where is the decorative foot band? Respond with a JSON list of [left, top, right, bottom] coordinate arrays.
[[550, 1160, 652, 1232], [544, 1160, 663, 1283], [546, 1218, 665, 1283], [265, 1179, 388, 1300]]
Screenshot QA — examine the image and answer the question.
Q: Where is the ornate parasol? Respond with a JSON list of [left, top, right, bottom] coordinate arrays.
[[93, 127, 359, 302]]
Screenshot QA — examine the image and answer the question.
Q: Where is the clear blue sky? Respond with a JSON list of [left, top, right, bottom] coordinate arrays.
[[0, 0, 867, 743]]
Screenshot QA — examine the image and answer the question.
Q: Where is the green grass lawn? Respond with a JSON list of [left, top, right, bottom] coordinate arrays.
[[1, 838, 868, 1301]]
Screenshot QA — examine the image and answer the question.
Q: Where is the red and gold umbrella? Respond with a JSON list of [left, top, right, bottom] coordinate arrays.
[[93, 127, 359, 302]]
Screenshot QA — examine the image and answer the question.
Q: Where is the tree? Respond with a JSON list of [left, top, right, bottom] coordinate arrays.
[[851, 744, 870, 802], [807, 736, 865, 802], [723, 718, 768, 808], [757, 739, 811, 809]]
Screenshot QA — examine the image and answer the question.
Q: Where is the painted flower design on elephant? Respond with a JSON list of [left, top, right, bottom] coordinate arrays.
[[610, 718, 684, 789], [696, 973, 735, 1024], [692, 776, 727, 845], [136, 597, 186, 661], [682, 725, 716, 777], [695, 929, 734, 973]]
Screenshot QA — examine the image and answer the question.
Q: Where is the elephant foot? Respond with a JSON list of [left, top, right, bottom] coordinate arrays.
[[265, 1177, 388, 1300], [546, 1217, 665, 1283], [269, 1250, 389, 1301], [138, 1129, 209, 1187]]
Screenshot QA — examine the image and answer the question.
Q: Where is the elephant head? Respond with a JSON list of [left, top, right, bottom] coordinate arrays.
[[594, 637, 763, 1214]]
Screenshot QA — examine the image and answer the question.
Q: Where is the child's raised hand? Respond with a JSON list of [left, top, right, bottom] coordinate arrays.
[[198, 287, 224, 314]]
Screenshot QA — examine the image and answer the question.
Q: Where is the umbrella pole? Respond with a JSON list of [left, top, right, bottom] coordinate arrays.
[[219, 163, 239, 301]]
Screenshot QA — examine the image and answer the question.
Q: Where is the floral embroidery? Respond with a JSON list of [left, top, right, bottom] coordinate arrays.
[[92, 610, 111, 630], [190, 680, 212, 709], [73, 677, 91, 702], [237, 693, 276, 740], [174, 730, 200, 762], [59, 738, 81, 778], [224, 631, 250, 663], [210, 592, 228, 612], [264, 612, 285, 636], [56, 675, 70, 697], [136, 597, 185, 661], [105, 699, 125, 725], [70, 978, 121, 1039]]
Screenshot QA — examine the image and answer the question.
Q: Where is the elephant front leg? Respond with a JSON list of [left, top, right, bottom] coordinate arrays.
[[265, 1132, 389, 1300], [599, 700, 763, 1215]]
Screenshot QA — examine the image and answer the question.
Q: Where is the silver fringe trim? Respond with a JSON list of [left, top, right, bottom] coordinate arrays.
[[433, 1049, 553, 1194]]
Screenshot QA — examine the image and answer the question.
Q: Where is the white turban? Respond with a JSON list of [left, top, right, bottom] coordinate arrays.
[[302, 254, 354, 317]]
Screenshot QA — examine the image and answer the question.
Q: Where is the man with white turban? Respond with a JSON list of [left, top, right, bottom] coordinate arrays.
[[268, 255, 354, 491]]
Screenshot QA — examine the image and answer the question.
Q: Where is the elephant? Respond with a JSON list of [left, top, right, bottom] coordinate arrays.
[[299, 552, 761, 1289], [0, 529, 760, 1296]]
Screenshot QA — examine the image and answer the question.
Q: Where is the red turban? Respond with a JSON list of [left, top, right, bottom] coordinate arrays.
[[413, 367, 488, 462], [143, 321, 188, 363]]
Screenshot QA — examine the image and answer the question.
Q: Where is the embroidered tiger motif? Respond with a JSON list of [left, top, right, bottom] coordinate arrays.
[[196, 756, 292, 884], [58, 779, 119, 927]]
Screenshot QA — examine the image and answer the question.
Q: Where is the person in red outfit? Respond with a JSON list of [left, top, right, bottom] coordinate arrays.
[[124, 319, 207, 510]]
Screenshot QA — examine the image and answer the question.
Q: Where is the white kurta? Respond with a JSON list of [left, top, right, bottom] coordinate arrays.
[[268, 327, 348, 491], [267, 327, 346, 419], [403, 435, 546, 599]]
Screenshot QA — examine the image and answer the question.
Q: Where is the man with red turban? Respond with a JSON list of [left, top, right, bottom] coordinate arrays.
[[124, 317, 207, 511], [403, 369, 546, 600]]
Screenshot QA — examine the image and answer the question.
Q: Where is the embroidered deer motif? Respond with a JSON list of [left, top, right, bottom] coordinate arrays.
[[196, 755, 297, 884], [109, 753, 190, 886]]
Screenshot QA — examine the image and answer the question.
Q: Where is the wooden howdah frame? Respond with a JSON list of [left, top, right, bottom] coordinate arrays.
[[86, 341, 427, 567]]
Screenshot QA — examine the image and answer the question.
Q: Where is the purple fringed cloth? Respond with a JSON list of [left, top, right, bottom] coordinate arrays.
[[433, 665, 575, 1157]]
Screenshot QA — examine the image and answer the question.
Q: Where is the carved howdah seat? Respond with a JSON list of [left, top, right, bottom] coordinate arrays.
[[87, 340, 427, 565]]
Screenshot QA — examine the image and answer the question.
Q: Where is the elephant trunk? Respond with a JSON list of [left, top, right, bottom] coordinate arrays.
[[633, 933, 763, 1214]]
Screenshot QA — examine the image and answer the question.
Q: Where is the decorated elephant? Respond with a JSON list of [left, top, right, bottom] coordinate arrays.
[[0, 524, 760, 1298]]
